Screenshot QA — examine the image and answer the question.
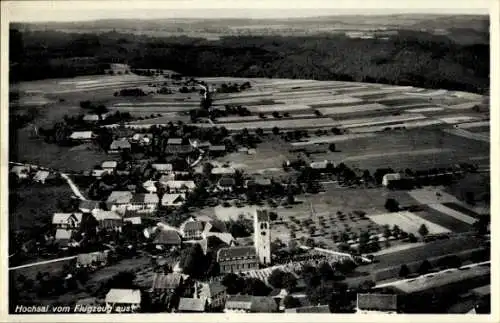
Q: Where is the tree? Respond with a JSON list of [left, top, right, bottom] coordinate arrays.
[[242, 277, 272, 296], [418, 259, 432, 275], [418, 224, 429, 237], [222, 273, 244, 294], [329, 143, 336, 152], [399, 264, 410, 278], [384, 198, 400, 212], [272, 126, 280, 135], [408, 233, 418, 243], [179, 244, 206, 278], [283, 295, 301, 309]]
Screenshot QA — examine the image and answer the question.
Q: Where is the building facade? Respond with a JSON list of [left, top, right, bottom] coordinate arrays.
[[254, 209, 271, 265]]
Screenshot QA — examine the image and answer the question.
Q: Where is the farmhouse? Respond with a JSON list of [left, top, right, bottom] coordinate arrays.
[[33, 170, 55, 184], [152, 163, 173, 173], [224, 295, 278, 313], [106, 191, 134, 210], [180, 220, 205, 240], [217, 246, 258, 273], [356, 293, 399, 314], [92, 210, 123, 231], [129, 193, 160, 211], [245, 177, 272, 188], [105, 289, 141, 312], [69, 131, 95, 142], [109, 139, 131, 153], [79, 200, 101, 213], [54, 228, 74, 247], [150, 272, 184, 295], [153, 229, 182, 248], [52, 213, 83, 230], [285, 305, 331, 313], [194, 281, 227, 311], [10, 165, 30, 179], [161, 193, 186, 207], [101, 160, 118, 173], [123, 209, 146, 225], [176, 298, 207, 313], [382, 173, 402, 187], [162, 180, 196, 193], [76, 250, 110, 268]]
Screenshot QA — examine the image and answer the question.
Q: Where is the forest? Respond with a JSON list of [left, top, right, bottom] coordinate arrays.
[[10, 28, 489, 94]]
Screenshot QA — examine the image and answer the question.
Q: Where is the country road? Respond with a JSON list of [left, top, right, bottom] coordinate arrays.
[[10, 161, 87, 200], [60, 173, 87, 200], [9, 255, 77, 271]]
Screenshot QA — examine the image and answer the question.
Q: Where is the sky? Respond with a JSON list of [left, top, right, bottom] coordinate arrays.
[[4, 0, 490, 22]]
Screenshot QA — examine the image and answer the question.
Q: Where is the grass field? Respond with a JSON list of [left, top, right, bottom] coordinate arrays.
[[13, 129, 109, 172], [367, 211, 451, 236], [414, 208, 472, 233]]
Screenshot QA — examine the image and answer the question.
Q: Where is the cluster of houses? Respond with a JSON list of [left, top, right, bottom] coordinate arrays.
[[9, 164, 59, 184]]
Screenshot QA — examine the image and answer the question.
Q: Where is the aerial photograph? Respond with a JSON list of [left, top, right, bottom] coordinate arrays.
[[6, 0, 491, 316]]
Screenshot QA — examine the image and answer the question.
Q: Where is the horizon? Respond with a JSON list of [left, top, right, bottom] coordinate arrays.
[[5, 0, 490, 23]]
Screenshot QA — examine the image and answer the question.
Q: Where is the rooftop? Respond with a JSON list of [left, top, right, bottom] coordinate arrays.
[[167, 138, 183, 145], [225, 295, 277, 313], [357, 293, 398, 312], [132, 193, 159, 204], [101, 161, 118, 169], [177, 298, 206, 312], [110, 139, 131, 150], [70, 131, 94, 140], [256, 209, 270, 222], [153, 229, 182, 245], [105, 289, 141, 304], [151, 272, 183, 290], [107, 191, 133, 204], [285, 305, 330, 313], [217, 246, 257, 262]]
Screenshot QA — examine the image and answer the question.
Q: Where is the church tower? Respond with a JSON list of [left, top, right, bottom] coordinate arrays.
[[254, 209, 271, 265]]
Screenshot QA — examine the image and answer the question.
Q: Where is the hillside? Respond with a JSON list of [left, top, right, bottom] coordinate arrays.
[[9, 27, 489, 94]]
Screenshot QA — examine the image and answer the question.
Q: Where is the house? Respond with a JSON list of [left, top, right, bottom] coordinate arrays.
[[106, 191, 133, 210], [129, 193, 159, 211], [92, 210, 123, 231], [150, 272, 184, 294], [161, 193, 186, 208], [79, 200, 101, 213], [211, 167, 236, 176], [132, 133, 153, 146], [101, 161, 118, 172], [217, 177, 236, 192], [52, 213, 83, 230], [356, 293, 398, 314], [123, 209, 146, 225], [208, 145, 226, 157], [153, 229, 182, 248], [382, 173, 402, 187], [224, 295, 278, 313], [285, 305, 331, 313], [310, 160, 332, 170], [92, 169, 110, 178], [10, 165, 30, 180], [217, 246, 258, 273], [83, 113, 110, 122], [105, 289, 141, 312], [152, 163, 173, 174], [54, 228, 74, 247], [167, 138, 183, 145], [69, 131, 95, 142], [195, 282, 227, 311], [245, 178, 272, 188], [76, 250, 110, 269], [180, 220, 205, 240], [33, 170, 54, 184], [143, 180, 158, 193], [204, 232, 236, 247], [108, 139, 131, 153], [176, 298, 207, 313], [162, 180, 196, 193]]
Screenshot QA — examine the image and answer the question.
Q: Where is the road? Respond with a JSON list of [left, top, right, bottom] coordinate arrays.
[[9, 255, 77, 271], [10, 161, 87, 200], [60, 173, 87, 200]]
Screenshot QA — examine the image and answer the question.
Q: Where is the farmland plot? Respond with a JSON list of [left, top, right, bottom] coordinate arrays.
[[427, 204, 478, 225], [367, 211, 451, 236], [246, 104, 313, 113], [316, 103, 390, 116], [210, 117, 339, 131], [338, 113, 427, 129]]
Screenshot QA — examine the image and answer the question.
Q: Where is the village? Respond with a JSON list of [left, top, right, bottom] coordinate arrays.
[[9, 65, 491, 314]]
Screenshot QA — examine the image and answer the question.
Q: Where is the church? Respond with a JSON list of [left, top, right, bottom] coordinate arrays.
[[216, 209, 272, 273]]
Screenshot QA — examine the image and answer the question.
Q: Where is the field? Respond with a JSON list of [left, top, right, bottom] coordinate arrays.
[[367, 211, 451, 236]]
